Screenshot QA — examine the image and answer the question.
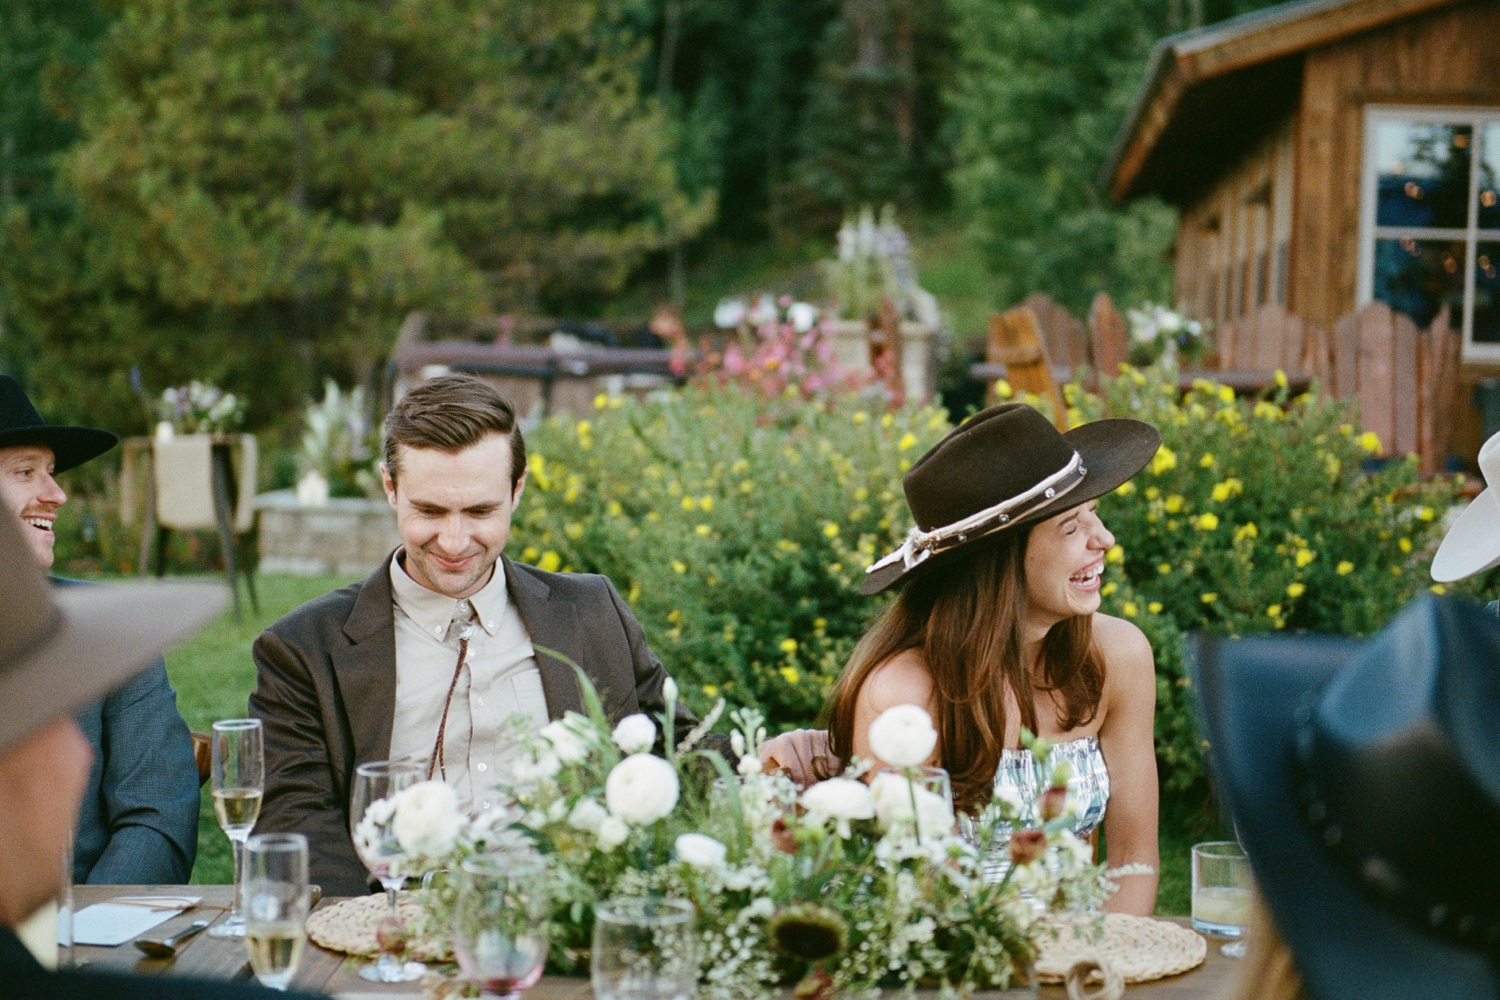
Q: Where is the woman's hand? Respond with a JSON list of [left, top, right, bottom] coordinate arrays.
[[1093, 614, 1161, 915], [758, 729, 835, 787]]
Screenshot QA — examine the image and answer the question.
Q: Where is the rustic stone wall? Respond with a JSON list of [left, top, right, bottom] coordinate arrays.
[[256, 490, 399, 576]]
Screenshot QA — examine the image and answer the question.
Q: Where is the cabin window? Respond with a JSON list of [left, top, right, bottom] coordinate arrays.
[[1359, 107, 1500, 361]]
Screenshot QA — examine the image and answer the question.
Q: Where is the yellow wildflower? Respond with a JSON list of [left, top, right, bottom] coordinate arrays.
[[1101, 582, 1119, 597], [594, 393, 609, 410], [700, 496, 714, 512], [1145, 486, 1161, 500], [1106, 544, 1124, 564], [1431, 584, 1447, 594], [1336, 560, 1354, 575], [1295, 548, 1316, 568], [1274, 369, 1289, 389], [1217, 385, 1235, 403], [1116, 481, 1136, 496], [606, 500, 623, 517], [779, 666, 800, 685], [779, 638, 798, 654], [521, 546, 540, 562], [1234, 522, 1259, 541], [1398, 537, 1412, 554], [696, 524, 712, 537], [740, 480, 754, 493], [823, 522, 840, 538], [667, 610, 682, 623], [1150, 445, 1178, 475], [1147, 601, 1163, 614], [1417, 506, 1435, 521], [1122, 602, 1139, 618], [1201, 593, 1219, 604], [564, 523, 584, 540], [1287, 582, 1306, 599], [682, 495, 698, 511], [1165, 495, 1184, 514], [671, 559, 687, 574], [703, 684, 720, 698], [1158, 562, 1172, 574], [853, 411, 869, 425], [538, 551, 562, 573], [1199, 452, 1216, 468], [898, 433, 917, 451], [1196, 513, 1220, 531], [1357, 431, 1382, 454], [881, 413, 894, 428], [995, 379, 1014, 399], [1267, 604, 1282, 617]]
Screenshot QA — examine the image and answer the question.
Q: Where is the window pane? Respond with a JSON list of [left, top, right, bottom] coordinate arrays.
[[1373, 121, 1473, 228], [1480, 125, 1500, 229], [1477, 242, 1500, 344], [1372, 237, 1466, 327]]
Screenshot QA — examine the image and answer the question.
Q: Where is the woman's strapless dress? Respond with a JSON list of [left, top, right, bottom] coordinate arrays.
[[973, 735, 1110, 882]]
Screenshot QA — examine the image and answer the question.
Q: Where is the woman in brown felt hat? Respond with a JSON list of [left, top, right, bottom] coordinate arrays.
[[766, 402, 1164, 914]]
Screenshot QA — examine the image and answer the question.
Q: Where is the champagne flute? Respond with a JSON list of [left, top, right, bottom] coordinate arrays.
[[209, 719, 264, 939], [350, 759, 427, 983], [244, 833, 310, 991], [452, 853, 551, 999]]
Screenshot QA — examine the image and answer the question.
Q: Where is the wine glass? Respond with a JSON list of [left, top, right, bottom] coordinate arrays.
[[349, 759, 427, 983], [244, 833, 310, 991], [592, 898, 697, 1000], [452, 853, 551, 999], [209, 719, 265, 939]]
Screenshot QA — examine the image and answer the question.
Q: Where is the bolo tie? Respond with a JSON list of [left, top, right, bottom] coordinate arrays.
[[428, 599, 478, 782]]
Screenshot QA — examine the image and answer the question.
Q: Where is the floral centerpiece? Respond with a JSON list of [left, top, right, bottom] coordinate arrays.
[[1125, 304, 1208, 367], [154, 381, 246, 436], [370, 668, 1111, 998], [295, 379, 381, 503]]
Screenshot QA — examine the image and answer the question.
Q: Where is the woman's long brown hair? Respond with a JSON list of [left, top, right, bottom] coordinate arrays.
[[824, 528, 1105, 813]]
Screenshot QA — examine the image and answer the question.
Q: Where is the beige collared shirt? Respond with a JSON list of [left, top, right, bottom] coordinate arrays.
[[388, 553, 549, 811]]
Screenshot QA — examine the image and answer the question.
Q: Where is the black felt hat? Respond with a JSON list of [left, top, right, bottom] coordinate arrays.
[[860, 403, 1160, 595], [0, 375, 118, 473], [1193, 594, 1500, 1000]]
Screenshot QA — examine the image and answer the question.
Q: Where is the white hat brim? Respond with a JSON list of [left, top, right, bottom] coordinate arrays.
[[1431, 488, 1500, 583]]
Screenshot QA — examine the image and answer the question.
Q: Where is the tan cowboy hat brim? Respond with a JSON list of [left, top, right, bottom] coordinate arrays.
[[1431, 487, 1500, 583], [0, 580, 226, 753], [860, 417, 1160, 596]]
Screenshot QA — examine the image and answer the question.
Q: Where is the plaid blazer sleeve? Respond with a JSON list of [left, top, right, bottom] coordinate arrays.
[[82, 659, 200, 884]]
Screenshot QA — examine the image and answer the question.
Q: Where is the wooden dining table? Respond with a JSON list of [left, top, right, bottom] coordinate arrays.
[[69, 885, 1237, 998]]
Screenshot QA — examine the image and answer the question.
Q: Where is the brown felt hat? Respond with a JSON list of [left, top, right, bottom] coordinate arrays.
[[0, 509, 226, 754], [861, 403, 1160, 595]]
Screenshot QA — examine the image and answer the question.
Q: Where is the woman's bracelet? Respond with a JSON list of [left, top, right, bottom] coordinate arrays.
[[1103, 863, 1158, 878]]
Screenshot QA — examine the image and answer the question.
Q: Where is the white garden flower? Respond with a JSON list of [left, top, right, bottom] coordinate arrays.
[[604, 753, 680, 825], [714, 298, 747, 329], [869, 772, 954, 838], [508, 748, 561, 786], [568, 798, 610, 834], [675, 833, 728, 868], [663, 676, 678, 704], [737, 754, 762, 776], [390, 781, 463, 858], [801, 778, 876, 839], [788, 302, 819, 332], [540, 716, 591, 764], [596, 815, 630, 851], [612, 713, 657, 754], [867, 704, 938, 768]]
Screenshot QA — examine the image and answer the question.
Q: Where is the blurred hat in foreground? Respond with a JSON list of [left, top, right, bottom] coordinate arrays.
[[0, 509, 226, 754], [1194, 594, 1500, 1000], [1432, 429, 1500, 583]]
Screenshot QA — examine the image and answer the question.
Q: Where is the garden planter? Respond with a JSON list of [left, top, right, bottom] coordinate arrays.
[[255, 489, 398, 575], [828, 319, 940, 401]]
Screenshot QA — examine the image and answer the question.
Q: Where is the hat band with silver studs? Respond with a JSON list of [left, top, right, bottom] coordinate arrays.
[[866, 452, 1087, 577]]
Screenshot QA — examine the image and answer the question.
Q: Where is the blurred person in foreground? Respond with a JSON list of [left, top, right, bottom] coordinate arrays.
[[1195, 593, 1500, 1000], [0, 375, 199, 883], [251, 375, 700, 896], [0, 498, 319, 996]]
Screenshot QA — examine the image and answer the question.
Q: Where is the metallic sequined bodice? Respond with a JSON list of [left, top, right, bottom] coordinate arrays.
[[974, 736, 1110, 882]]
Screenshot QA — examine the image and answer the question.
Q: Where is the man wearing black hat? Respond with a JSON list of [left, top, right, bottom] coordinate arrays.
[[0, 375, 200, 884]]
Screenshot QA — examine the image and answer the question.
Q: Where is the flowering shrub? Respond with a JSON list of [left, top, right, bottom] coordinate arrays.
[[1125, 304, 1208, 366], [296, 380, 380, 500], [509, 386, 951, 729]]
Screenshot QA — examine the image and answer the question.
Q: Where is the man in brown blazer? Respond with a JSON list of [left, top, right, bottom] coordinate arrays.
[[250, 376, 694, 896]]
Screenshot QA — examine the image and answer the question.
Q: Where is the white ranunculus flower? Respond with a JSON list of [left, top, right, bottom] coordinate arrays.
[[596, 815, 630, 852], [802, 777, 876, 838], [611, 713, 657, 754], [867, 704, 938, 768], [869, 772, 954, 838], [568, 798, 609, 834], [540, 717, 591, 764], [604, 753, 680, 825], [391, 781, 463, 857], [675, 833, 728, 868], [508, 748, 561, 786]]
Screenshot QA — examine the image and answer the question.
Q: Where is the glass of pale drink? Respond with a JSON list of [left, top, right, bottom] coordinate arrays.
[[1192, 841, 1252, 955], [243, 833, 310, 991]]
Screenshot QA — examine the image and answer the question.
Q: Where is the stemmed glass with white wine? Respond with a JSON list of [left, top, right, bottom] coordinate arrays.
[[350, 759, 427, 983], [209, 718, 265, 939], [244, 833, 310, 991]]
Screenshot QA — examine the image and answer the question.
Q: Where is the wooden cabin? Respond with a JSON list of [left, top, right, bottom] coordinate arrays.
[[1106, 0, 1500, 460]]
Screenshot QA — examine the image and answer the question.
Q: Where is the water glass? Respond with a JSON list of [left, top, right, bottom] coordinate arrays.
[[453, 854, 551, 999], [1192, 841, 1252, 954], [244, 833, 310, 991], [591, 898, 697, 1000], [350, 759, 427, 983], [209, 719, 265, 939]]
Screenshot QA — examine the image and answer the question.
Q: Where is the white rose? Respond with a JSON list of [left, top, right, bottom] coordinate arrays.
[[802, 778, 876, 822], [867, 704, 938, 768], [568, 798, 609, 834], [596, 816, 630, 852], [604, 753, 680, 825], [675, 833, 728, 868], [870, 772, 954, 838], [391, 781, 463, 858], [612, 714, 658, 754], [540, 718, 591, 764]]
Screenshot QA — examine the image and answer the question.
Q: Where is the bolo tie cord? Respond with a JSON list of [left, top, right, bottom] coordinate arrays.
[[428, 613, 476, 783]]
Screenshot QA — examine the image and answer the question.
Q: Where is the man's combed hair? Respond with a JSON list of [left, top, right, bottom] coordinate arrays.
[[383, 374, 526, 488]]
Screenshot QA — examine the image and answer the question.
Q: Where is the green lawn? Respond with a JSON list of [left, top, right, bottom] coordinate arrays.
[[164, 573, 1201, 913]]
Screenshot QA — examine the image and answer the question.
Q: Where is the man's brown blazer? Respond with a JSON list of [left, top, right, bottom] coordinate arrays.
[[249, 553, 690, 895]]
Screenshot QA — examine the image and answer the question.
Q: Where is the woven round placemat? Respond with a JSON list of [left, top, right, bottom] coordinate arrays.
[[1035, 913, 1206, 984], [305, 894, 450, 962]]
